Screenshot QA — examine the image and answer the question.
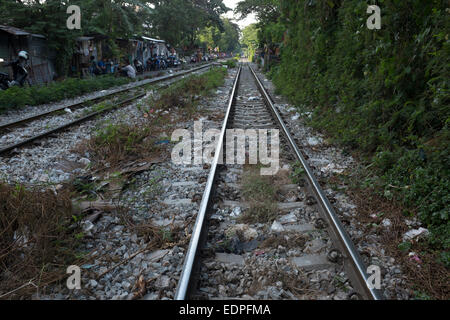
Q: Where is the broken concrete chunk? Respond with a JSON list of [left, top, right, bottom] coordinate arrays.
[[307, 137, 322, 146], [291, 254, 332, 270], [73, 200, 117, 213], [279, 213, 297, 225]]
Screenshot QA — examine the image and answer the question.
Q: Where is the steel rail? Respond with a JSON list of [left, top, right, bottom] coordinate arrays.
[[248, 64, 383, 300], [0, 63, 215, 132], [174, 66, 242, 300]]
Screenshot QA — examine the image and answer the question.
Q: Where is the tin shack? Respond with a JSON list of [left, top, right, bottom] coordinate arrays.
[[0, 25, 56, 85]]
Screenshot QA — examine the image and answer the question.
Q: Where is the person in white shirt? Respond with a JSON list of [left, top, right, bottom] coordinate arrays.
[[120, 63, 136, 79]]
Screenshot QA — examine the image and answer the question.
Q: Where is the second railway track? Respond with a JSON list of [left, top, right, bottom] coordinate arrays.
[[175, 64, 383, 300], [0, 63, 216, 156]]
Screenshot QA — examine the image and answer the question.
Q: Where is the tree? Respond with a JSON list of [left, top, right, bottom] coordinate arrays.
[[148, 0, 230, 49], [241, 24, 259, 60]]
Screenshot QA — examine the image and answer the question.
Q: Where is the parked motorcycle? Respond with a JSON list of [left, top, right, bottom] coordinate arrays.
[[133, 59, 144, 74], [0, 71, 11, 90], [158, 56, 168, 70], [0, 67, 29, 90], [167, 56, 181, 68]]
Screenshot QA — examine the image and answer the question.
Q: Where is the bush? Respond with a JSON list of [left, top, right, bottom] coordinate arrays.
[[265, 1, 449, 253], [0, 182, 79, 298], [222, 59, 238, 69]]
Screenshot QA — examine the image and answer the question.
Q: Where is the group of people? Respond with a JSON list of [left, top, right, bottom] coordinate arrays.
[[89, 56, 118, 76], [88, 56, 137, 79]]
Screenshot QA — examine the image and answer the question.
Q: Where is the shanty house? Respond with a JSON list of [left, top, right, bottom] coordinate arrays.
[[0, 25, 56, 85]]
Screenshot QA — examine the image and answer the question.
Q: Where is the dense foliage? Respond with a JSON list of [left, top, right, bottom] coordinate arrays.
[[198, 18, 241, 53], [0, 0, 232, 75], [238, 0, 449, 262], [241, 24, 259, 61]]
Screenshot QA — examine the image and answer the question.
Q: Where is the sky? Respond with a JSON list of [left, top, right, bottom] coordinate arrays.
[[222, 0, 257, 29]]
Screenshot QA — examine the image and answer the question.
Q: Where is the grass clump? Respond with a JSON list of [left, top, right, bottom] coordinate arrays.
[[0, 182, 81, 299], [221, 59, 238, 69], [81, 121, 162, 171], [151, 67, 227, 116], [239, 165, 280, 224]]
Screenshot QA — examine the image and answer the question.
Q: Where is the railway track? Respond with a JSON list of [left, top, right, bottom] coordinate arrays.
[[0, 63, 216, 156], [174, 63, 383, 300]]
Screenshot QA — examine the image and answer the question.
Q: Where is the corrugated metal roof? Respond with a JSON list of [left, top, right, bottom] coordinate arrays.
[[0, 25, 29, 36], [77, 36, 95, 41], [142, 36, 165, 43], [0, 25, 46, 39]]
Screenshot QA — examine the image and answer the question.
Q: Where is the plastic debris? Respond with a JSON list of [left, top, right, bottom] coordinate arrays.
[[408, 252, 422, 264], [403, 227, 430, 242], [381, 219, 392, 228], [155, 140, 170, 145], [230, 206, 242, 218], [271, 221, 285, 232]]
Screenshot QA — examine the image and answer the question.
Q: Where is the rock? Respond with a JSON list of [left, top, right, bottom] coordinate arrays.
[[305, 238, 326, 253], [307, 137, 322, 146], [154, 276, 170, 289], [230, 206, 242, 217], [271, 221, 285, 233], [267, 286, 282, 300], [226, 224, 258, 241], [306, 196, 317, 206], [82, 220, 94, 232], [403, 228, 429, 241], [381, 219, 392, 228], [143, 292, 159, 300], [122, 281, 132, 290], [147, 250, 169, 262], [89, 280, 98, 288], [79, 158, 91, 166]]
